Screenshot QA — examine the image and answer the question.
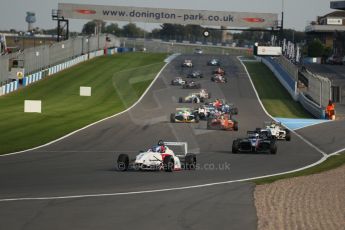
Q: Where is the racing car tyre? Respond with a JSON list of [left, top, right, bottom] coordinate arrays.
[[233, 122, 239, 131], [200, 98, 205, 103], [206, 120, 211, 129], [193, 97, 198, 103], [170, 113, 175, 123], [232, 108, 238, 115], [232, 140, 239, 153], [171, 80, 175, 85], [185, 153, 197, 170], [117, 154, 129, 171], [179, 97, 183, 103], [195, 115, 200, 123], [285, 129, 291, 141], [270, 142, 277, 154], [163, 155, 174, 172]]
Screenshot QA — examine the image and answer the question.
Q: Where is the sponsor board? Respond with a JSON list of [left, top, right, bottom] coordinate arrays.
[[58, 3, 278, 28], [257, 46, 282, 56], [327, 18, 343, 25]]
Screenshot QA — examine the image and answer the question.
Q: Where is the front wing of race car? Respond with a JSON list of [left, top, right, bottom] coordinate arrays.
[[170, 113, 199, 123]]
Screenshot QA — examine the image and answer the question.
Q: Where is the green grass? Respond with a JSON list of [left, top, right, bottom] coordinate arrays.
[[244, 62, 312, 118], [253, 153, 345, 185], [0, 53, 166, 155]]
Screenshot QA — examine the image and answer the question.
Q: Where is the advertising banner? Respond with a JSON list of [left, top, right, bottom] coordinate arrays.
[[58, 3, 278, 28], [327, 18, 343, 25], [257, 46, 282, 56]]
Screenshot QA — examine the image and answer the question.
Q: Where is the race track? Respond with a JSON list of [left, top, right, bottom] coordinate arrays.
[[0, 54, 327, 230]]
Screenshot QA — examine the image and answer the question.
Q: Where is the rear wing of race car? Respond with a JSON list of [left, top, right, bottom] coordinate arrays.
[[176, 108, 192, 112], [164, 142, 188, 158], [247, 130, 258, 134], [264, 121, 282, 127]]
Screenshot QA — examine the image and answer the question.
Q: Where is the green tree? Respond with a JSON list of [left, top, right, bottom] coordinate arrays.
[[308, 39, 324, 57], [82, 20, 106, 35], [122, 23, 145, 38], [105, 23, 122, 36]]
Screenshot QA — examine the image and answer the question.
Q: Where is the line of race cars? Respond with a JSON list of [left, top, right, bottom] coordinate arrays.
[[117, 57, 292, 172]]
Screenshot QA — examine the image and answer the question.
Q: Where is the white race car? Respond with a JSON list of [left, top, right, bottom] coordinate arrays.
[[171, 77, 187, 86], [182, 59, 193, 67], [259, 121, 291, 141], [117, 141, 197, 172]]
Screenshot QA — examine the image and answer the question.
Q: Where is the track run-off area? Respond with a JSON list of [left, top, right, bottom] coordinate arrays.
[[1, 54, 344, 230]]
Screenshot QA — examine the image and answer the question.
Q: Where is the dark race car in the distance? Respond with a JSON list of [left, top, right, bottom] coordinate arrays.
[[207, 58, 221, 66], [232, 130, 277, 154], [187, 70, 203, 78], [182, 81, 201, 89]]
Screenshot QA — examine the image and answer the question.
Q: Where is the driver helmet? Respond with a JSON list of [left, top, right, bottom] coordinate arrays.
[[151, 145, 161, 152]]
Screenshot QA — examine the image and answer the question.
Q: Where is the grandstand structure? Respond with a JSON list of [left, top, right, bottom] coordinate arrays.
[[306, 2, 345, 57]]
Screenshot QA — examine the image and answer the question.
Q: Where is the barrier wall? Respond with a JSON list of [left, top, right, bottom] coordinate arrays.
[[23, 54, 89, 87], [260, 56, 327, 119], [301, 69, 331, 108], [298, 93, 325, 119], [275, 56, 299, 81], [1, 81, 18, 95], [261, 57, 298, 100]]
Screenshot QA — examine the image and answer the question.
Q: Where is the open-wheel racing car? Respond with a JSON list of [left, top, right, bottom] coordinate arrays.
[[181, 59, 193, 67], [208, 99, 238, 115], [171, 77, 187, 86], [212, 67, 225, 76], [259, 121, 291, 141], [194, 100, 238, 120], [232, 130, 277, 154], [207, 114, 238, 131], [211, 74, 227, 83], [207, 58, 221, 66], [187, 70, 203, 78], [182, 81, 201, 89], [179, 93, 205, 104], [117, 140, 197, 172], [171, 108, 199, 123]]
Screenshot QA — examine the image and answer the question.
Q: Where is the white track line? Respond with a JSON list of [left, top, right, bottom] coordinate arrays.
[[0, 55, 344, 203], [0, 55, 179, 158], [0, 151, 341, 203]]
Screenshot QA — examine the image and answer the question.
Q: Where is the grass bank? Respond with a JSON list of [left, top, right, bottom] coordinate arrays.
[[244, 61, 311, 118], [0, 53, 166, 155]]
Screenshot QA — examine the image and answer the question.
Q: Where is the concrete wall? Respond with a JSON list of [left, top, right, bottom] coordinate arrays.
[[0, 35, 120, 83]]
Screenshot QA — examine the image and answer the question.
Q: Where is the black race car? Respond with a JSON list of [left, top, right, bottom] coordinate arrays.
[[232, 130, 277, 154], [207, 59, 221, 66], [187, 71, 203, 78], [182, 81, 201, 89]]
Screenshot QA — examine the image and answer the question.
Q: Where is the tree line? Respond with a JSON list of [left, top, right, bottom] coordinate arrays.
[[81, 20, 307, 45]]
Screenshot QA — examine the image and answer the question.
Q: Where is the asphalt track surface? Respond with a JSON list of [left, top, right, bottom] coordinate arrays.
[[0, 54, 336, 230]]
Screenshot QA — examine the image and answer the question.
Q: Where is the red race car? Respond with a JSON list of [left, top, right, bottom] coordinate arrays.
[[212, 67, 225, 76], [207, 114, 238, 131]]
